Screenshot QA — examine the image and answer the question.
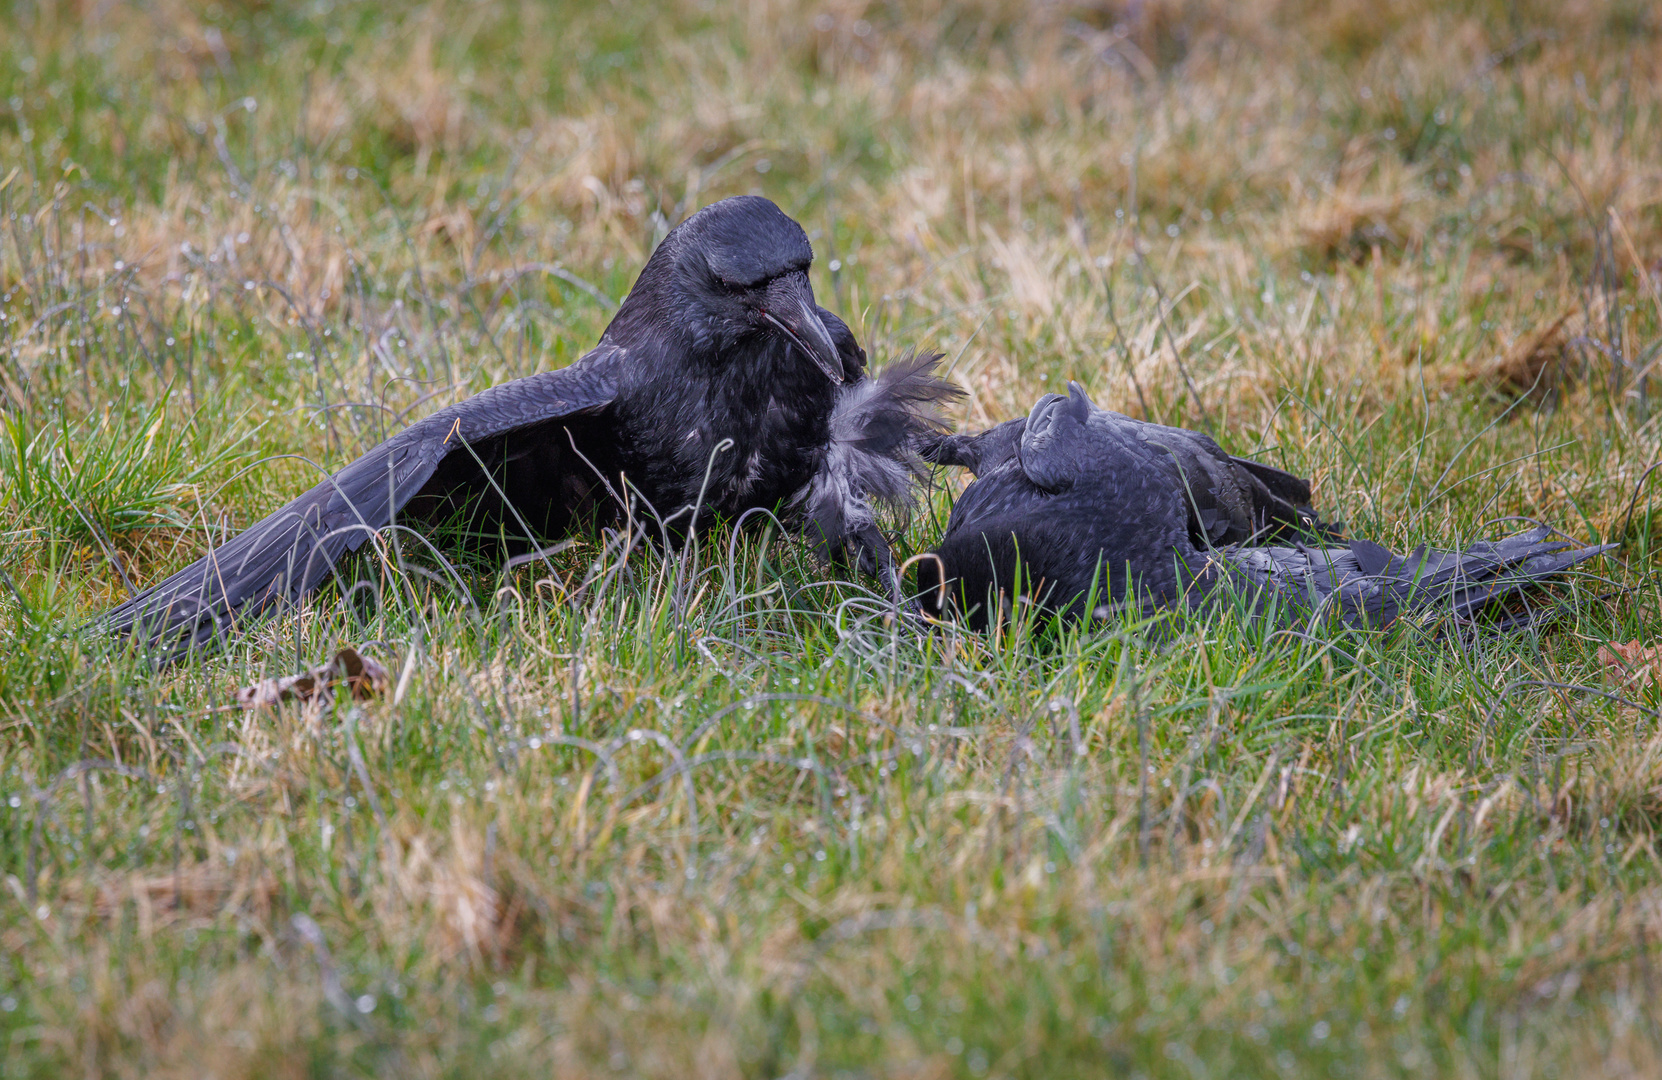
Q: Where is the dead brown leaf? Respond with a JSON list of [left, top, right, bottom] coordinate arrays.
[[1599, 639, 1662, 689], [235, 645, 390, 709]]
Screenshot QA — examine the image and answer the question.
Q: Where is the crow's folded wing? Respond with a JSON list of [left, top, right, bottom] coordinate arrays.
[[925, 414, 1327, 543], [1122, 419, 1326, 544], [99, 356, 620, 658]]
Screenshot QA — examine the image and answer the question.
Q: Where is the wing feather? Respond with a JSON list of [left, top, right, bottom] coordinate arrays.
[[99, 357, 619, 659]]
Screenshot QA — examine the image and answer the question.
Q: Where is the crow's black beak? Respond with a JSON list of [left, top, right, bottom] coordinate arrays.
[[762, 273, 843, 385]]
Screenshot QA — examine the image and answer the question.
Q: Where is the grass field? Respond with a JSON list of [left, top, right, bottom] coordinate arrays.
[[4, 0, 1662, 1075]]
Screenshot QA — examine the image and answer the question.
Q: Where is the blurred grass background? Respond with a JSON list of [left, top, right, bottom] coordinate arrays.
[[3, 0, 1662, 1076]]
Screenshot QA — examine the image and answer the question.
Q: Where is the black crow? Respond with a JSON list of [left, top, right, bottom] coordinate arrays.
[[917, 382, 1611, 630], [101, 196, 957, 657]]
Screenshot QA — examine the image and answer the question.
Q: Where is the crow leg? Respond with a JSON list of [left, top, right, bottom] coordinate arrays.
[[848, 520, 906, 604]]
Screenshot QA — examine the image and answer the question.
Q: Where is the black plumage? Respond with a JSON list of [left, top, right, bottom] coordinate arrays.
[[918, 382, 1611, 630], [101, 196, 956, 656]]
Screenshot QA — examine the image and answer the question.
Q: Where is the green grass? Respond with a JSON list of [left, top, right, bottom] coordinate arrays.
[[0, 389, 255, 562], [4, 0, 1662, 1076]]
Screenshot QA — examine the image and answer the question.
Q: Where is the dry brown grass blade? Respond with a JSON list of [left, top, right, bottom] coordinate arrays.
[[66, 860, 278, 933], [1444, 308, 1577, 400]]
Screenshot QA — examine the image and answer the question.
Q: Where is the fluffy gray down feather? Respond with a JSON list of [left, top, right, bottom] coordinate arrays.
[[795, 350, 962, 581]]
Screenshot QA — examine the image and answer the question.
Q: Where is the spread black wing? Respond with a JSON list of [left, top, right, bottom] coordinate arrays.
[[100, 354, 621, 658], [1214, 526, 1615, 629]]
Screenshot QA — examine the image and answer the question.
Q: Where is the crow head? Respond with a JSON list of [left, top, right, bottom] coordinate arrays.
[[613, 195, 844, 383]]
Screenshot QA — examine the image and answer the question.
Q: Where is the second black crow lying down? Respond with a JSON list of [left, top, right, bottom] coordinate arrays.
[[101, 196, 958, 658], [919, 382, 1612, 631]]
